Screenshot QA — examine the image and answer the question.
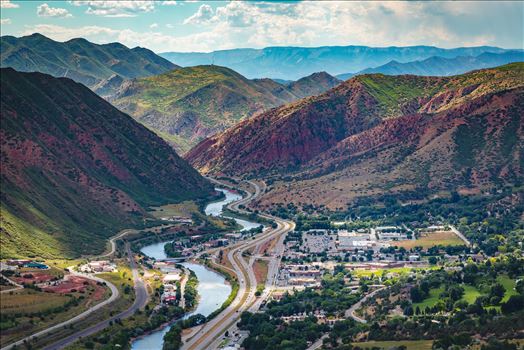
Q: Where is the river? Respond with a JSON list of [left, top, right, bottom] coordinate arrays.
[[131, 187, 258, 349]]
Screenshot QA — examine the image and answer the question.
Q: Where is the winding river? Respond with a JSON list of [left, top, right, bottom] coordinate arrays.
[[131, 187, 258, 349]]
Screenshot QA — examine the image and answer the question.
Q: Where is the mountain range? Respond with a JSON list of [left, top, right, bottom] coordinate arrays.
[[0, 33, 177, 90], [336, 50, 524, 79], [187, 63, 524, 210], [108, 65, 341, 152], [0, 68, 213, 258], [160, 45, 515, 80]]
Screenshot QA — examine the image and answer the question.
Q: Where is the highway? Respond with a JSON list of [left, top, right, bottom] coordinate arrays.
[[182, 179, 295, 350]]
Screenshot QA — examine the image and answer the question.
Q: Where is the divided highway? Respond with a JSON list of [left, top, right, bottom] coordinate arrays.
[[182, 179, 295, 350]]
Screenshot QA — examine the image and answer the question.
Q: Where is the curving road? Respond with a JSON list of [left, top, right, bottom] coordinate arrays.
[[182, 179, 295, 350], [0, 273, 120, 350], [41, 243, 148, 350]]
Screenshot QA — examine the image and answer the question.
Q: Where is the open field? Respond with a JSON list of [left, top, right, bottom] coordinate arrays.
[[149, 201, 199, 219], [253, 259, 269, 284], [498, 275, 518, 302], [395, 231, 464, 249], [413, 285, 445, 309], [413, 276, 517, 310], [351, 339, 433, 350], [352, 267, 436, 278], [1, 289, 73, 315], [0, 281, 110, 346]]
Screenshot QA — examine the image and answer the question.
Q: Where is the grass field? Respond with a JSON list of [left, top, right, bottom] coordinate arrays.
[[498, 275, 518, 302], [413, 276, 517, 309], [1, 282, 109, 346], [395, 231, 464, 249], [1, 289, 72, 314], [352, 267, 436, 278], [351, 339, 433, 350], [413, 286, 445, 309]]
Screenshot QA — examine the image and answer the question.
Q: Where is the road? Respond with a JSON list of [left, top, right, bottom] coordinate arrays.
[[0, 276, 24, 294], [1, 271, 120, 350], [41, 244, 148, 350], [449, 225, 471, 246], [182, 179, 294, 350], [345, 286, 387, 323]]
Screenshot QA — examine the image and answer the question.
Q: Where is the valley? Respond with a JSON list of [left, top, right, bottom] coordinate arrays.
[[1, 4, 523, 350]]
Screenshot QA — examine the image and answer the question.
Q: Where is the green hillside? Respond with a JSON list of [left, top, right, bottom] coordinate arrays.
[[110, 65, 339, 152], [0, 68, 213, 258]]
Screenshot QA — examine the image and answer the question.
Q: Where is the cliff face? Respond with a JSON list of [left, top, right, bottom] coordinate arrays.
[[187, 63, 524, 208], [0, 68, 213, 258]]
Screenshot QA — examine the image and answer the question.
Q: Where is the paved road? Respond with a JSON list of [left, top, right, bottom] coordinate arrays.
[[183, 179, 295, 350], [449, 225, 471, 246], [1, 271, 120, 350], [345, 286, 386, 324], [41, 244, 148, 350]]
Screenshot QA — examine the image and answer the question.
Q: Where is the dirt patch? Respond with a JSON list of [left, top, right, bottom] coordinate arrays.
[[12, 271, 57, 285], [253, 259, 269, 285], [42, 276, 91, 294]]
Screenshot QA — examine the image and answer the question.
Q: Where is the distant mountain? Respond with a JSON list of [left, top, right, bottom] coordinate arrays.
[[108, 66, 340, 152], [0, 33, 178, 91], [351, 51, 524, 77], [0, 68, 213, 258], [187, 63, 523, 209], [286, 72, 341, 98], [160, 45, 512, 80]]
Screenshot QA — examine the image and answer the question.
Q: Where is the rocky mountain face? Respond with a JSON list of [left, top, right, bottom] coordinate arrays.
[[0, 68, 213, 258], [108, 66, 340, 153], [160, 45, 512, 80], [0, 33, 178, 92], [187, 63, 523, 209]]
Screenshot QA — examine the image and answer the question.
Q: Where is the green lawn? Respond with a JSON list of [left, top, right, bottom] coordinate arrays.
[[497, 275, 518, 302], [462, 285, 482, 304], [351, 340, 433, 350], [413, 286, 445, 309], [413, 275, 518, 309]]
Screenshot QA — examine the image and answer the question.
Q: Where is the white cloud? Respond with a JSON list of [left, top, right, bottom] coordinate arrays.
[[22, 1, 524, 52], [150, 23, 158, 29], [0, 0, 18, 9], [37, 3, 73, 18], [162, 1, 177, 5], [23, 24, 119, 42], [70, 1, 154, 17], [1, 18, 11, 24], [183, 4, 214, 25]]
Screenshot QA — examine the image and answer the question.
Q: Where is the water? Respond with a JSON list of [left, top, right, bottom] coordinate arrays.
[[130, 263, 231, 350], [206, 188, 261, 231], [131, 187, 254, 349]]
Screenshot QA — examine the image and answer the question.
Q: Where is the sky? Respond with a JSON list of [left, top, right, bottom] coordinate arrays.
[[0, 0, 523, 53]]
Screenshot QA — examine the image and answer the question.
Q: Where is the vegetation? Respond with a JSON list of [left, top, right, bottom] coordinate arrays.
[[1, 68, 213, 258]]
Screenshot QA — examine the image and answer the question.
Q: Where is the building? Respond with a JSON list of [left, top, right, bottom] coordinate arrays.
[[79, 261, 116, 273], [375, 226, 409, 241], [163, 273, 181, 283]]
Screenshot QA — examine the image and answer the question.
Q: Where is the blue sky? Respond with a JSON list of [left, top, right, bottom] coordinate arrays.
[[1, 1, 523, 53]]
